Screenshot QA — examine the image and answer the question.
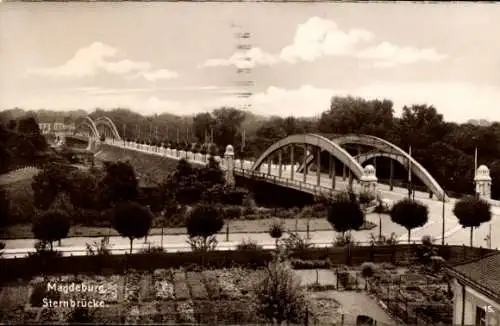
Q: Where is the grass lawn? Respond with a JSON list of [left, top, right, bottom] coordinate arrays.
[[4, 218, 337, 239]]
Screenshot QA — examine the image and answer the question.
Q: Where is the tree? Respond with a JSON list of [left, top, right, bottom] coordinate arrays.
[[163, 159, 202, 205], [185, 203, 224, 251], [112, 201, 153, 254], [390, 198, 429, 244], [255, 259, 308, 325], [159, 196, 181, 248], [66, 170, 99, 210], [198, 156, 224, 189], [318, 96, 394, 139], [212, 107, 246, 149], [192, 112, 216, 142], [32, 163, 70, 210], [268, 218, 285, 249], [360, 262, 377, 290], [326, 191, 365, 238], [453, 196, 492, 247], [32, 209, 70, 251], [98, 161, 139, 207]]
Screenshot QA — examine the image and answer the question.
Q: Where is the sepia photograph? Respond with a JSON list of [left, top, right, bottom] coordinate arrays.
[[0, 1, 499, 325]]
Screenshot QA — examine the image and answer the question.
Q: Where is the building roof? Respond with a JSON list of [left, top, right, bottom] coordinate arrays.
[[448, 251, 500, 300]]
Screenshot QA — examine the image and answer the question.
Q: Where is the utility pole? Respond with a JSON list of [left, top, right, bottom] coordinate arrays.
[[441, 190, 446, 246], [408, 146, 412, 200]]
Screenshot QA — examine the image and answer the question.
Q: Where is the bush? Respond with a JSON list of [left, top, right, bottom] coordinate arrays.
[[255, 259, 309, 324], [282, 232, 313, 253], [32, 209, 70, 250], [186, 203, 224, 251], [333, 233, 356, 247], [236, 239, 264, 251], [86, 236, 112, 256], [139, 243, 166, 254], [223, 205, 242, 220]]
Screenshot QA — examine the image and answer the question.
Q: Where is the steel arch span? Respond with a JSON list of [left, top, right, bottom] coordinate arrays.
[[94, 116, 122, 140], [300, 134, 448, 201], [75, 116, 99, 138], [251, 133, 365, 179]]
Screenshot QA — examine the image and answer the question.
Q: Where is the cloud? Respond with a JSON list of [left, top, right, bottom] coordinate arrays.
[[356, 42, 447, 67], [27, 42, 178, 81], [200, 16, 446, 68], [280, 17, 373, 63], [200, 47, 279, 69]]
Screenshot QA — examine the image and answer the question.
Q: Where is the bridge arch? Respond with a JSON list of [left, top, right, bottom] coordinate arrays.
[[251, 133, 365, 179], [94, 116, 122, 140], [75, 116, 99, 138], [301, 134, 448, 201]]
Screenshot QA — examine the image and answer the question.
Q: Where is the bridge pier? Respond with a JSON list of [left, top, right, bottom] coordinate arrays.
[[329, 156, 336, 189], [278, 149, 283, 178], [224, 145, 235, 186], [360, 165, 378, 196], [290, 144, 295, 181], [475, 165, 492, 200]]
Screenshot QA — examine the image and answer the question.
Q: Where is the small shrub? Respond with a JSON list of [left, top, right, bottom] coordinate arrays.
[[187, 235, 218, 252], [139, 243, 166, 254], [86, 236, 112, 256], [385, 232, 398, 245], [282, 232, 313, 254], [236, 239, 264, 251], [333, 233, 355, 247]]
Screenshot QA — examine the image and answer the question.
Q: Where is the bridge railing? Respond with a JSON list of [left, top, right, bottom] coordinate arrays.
[[104, 139, 354, 196], [235, 167, 349, 198]]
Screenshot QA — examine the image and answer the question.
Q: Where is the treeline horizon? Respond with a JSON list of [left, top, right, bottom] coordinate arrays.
[[1, 96, 500, 199]]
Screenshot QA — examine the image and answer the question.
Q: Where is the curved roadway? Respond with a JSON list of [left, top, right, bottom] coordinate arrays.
[[3, 142, 499, 258]]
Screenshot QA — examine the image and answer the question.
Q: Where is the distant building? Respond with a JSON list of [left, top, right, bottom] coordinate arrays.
[[38, 122, 75, 134], [38, 123, 52, 134], [446, 252, 500, 326]]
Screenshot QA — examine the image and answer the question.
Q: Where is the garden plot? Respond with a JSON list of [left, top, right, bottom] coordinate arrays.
[[0, 268, 269, 324], [295, 269, 337, 286]]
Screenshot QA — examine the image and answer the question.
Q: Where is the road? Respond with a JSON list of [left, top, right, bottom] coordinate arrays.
[[2, 143, 498, 258]]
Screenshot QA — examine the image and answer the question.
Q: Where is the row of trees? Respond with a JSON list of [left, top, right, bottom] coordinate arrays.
[[4, 96, 500, 197], [319, 189, 492, 247], [15, 154, 247, 252]]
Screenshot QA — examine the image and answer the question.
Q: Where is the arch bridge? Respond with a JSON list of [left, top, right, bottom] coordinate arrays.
[[295, 133, 448, 201], [73, 116, 122, 141]]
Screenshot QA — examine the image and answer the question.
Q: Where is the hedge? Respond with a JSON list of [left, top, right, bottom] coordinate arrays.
[[0, 245, 495, 282]]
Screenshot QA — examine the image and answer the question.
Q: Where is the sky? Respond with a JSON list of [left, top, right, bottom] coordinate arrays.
[[1, 2, 499, 122]]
